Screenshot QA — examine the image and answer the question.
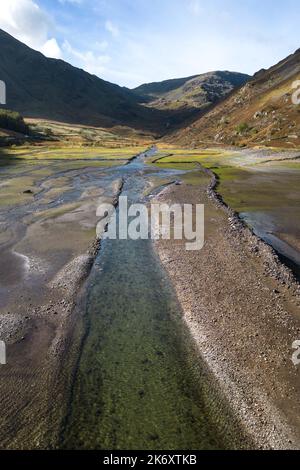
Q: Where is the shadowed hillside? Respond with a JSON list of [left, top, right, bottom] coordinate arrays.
[[0, 29, 251, 137], [0, 29, 160, 131]]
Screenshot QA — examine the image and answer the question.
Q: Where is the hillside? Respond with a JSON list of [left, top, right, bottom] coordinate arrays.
[[168, 49, 300, 148], [0, 29, 252, 137], [4, 26, 298, 147], [0, 29, 158, 131], [134, 71, 250, 111]]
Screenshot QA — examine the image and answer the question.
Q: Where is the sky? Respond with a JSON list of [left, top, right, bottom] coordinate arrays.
[[0, 0, 299, 88]]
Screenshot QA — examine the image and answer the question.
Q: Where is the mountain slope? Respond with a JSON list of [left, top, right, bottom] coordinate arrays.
[[134, 71, 250, 111], [0, 29, 156, 130], [134, 75, 200, 98], [168, 49, 300, 148]]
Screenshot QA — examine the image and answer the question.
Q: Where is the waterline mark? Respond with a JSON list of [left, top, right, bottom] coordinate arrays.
[[0, 341, 6, 365], [96, 196, 204, 251]]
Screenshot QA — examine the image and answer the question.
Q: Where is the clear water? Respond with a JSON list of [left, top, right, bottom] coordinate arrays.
[[60, 152, 239, 450]]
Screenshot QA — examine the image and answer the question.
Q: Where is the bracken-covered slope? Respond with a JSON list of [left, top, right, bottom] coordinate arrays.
[[0, 29, 159, 131], [168, 49, 300, 148], [134, 71, 250, 112]]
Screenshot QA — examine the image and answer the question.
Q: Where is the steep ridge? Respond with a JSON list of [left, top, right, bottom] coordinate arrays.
[[167, 49, 300, 148]]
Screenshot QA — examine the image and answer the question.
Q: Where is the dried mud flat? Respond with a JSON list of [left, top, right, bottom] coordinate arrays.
[[0, 160, 124, 449], [154, 172, 300, 450]]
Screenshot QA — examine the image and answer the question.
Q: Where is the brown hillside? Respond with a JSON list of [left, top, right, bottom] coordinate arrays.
[[168, 49, 300, 148]]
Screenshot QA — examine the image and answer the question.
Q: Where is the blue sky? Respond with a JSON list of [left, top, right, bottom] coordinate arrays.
[[0, 0, 299, 88]]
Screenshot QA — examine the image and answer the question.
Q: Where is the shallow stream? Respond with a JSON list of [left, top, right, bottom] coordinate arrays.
[[60, 150, 236, 450]]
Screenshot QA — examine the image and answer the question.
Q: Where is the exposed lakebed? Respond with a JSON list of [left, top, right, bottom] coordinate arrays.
[[214, 160, 300, 280], [152, 148, 300, 280], [2, 145, 298, 449], [0, 147, 243, 449], [60, 151, 237, 450]]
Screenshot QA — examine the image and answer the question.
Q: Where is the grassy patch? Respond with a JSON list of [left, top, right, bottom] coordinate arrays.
[[151, 161, 199, 170], [181, 170, 209, 186], [3, 145, 146, 161], [236, 122, 250, 134], [0, 109, 29, 134], [271, 161, 300, 170], [151, 152, 231, 169], [0, 175, 37, 207]]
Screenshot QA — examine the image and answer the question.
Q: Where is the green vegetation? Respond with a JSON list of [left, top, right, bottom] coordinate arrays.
[[150, 161, 199, 170], [0, 175, 37, 207], [29, 120, 149, 148], [236, 122, 249, 134], [215, 162, 300, 217], [273, 160, 300, 170], [149, 148, 230, 169], [0, 109, 29, 134], [181, 170, 209, 185], [3, 145, 146, 161]]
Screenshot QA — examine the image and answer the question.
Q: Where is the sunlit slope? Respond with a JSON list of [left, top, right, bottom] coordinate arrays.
[[168, 49, 300, 148]]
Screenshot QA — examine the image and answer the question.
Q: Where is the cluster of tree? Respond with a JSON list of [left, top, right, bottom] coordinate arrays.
[[0, 109, 29, 134]]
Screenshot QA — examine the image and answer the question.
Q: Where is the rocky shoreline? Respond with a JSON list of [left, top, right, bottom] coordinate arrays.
[[154, 170, 300, 449], [207, 168, 300, 290]]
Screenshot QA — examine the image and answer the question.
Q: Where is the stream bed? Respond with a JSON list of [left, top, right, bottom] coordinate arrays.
[[59, 151, 236, 450]]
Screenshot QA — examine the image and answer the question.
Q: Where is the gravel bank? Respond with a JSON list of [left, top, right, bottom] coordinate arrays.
[[154, 173, 300, 449]]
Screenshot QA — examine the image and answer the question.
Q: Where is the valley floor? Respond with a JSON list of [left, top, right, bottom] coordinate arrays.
[[0, 142, 299, 449]]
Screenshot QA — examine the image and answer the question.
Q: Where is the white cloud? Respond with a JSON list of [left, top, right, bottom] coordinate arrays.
[[0, 0, 296, 90], [62, 40, 111, 75], [41, 38, 62, 59], [0, 0, 62, 58], [188, 0, 203, 16], [105, 20, 119, 38]]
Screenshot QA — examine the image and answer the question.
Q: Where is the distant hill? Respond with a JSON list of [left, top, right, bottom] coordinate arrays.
[[168, 49, 300, 148], [1, 28, 299, 149], [0, 29, 157, 130], [0, 29, 251, 135], [133, 71, 250, 111]]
